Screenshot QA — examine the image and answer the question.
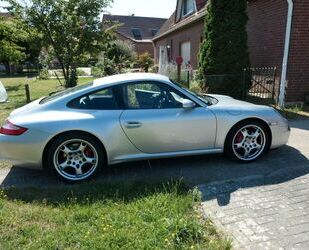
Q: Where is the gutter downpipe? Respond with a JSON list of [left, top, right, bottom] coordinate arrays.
[[279, 0, 294, 108]]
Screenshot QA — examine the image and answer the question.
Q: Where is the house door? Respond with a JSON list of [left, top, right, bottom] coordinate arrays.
[[180, 41, 191, 64], [159, 46, 168, 73]]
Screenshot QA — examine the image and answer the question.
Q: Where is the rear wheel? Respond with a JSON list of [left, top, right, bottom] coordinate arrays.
[[225, 121, 270, 162], [46, 133, 105, 182]]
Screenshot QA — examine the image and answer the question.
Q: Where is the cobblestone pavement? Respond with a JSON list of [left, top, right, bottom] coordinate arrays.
[[200, 119, 309, 250]]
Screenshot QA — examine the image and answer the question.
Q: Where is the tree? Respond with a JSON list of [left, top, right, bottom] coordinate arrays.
[[0, 16, 38, 74], [198, 0, 250, 98], [8, 0, 114, 87]]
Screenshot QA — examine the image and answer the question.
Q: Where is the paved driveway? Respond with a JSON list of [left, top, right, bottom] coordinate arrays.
[[0, 120, 309, 249], [200, 119, 309, 249]]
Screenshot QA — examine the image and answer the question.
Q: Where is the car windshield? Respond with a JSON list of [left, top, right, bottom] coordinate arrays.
[[40, 83, 93, 104], [170, 79, 218, 106]]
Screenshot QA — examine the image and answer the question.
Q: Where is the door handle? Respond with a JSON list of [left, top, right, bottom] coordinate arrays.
[[124, 121, 142, 128]]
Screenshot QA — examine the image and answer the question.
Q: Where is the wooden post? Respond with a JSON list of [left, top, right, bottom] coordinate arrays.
[[25, 84, 31, 103], [175, 57, 183, 83], [186, 71, 190, 88], [177, 64, 181, 83]]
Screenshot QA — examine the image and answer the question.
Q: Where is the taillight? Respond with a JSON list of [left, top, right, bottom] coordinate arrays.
[[0, 120, 28, 136]]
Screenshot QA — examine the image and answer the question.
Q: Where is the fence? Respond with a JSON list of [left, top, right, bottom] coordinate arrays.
[[245, 67, 278, 104], [203, 67, 278, 105]]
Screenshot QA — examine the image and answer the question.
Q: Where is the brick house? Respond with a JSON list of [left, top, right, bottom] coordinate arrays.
[[102, 15, 167, 57], [154, 0, 309, 105], [153, 0, 207, 69]]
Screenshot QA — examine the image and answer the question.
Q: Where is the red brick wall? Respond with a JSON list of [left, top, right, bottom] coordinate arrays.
[[285, 0, 309, 103], [135, 42, 155, 57], [153, 19, 204, 69], [247, 0, 309, 103], [247, 0, 287, 69], [196, 0, 207, 10]]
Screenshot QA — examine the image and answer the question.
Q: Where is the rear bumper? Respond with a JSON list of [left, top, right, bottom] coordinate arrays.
[[0, 130, 51, 169]]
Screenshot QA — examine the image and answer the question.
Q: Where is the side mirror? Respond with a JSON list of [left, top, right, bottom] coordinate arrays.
[[182, 99, 196, 109]]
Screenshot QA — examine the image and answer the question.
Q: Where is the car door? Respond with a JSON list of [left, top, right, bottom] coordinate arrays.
[[119, 81, 217, 154]]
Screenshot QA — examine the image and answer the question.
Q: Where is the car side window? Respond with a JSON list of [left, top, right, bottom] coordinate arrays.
[[67, 87, 120, 110], [122, 81, 192, 110]]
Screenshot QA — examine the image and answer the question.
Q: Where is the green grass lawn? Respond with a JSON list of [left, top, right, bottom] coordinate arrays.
[[0, 180, 231, 249], [0, 76, 231, 249]]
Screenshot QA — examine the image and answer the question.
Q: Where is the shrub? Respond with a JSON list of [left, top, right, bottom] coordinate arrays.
[[107, 40, 137, 71], [198, 0, 250, 98], [136, 52, 154, 72], [38, 67, 49, 80], [159, 63, 189, 86], [76, 69, 86, 76], [149, 64, 159, 73], [91, 66, 104, 77]]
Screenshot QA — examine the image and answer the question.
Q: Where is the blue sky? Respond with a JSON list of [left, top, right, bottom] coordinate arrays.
[[106, 0, 177, 18]]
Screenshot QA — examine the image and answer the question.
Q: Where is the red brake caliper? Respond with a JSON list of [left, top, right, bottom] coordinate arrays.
[[235, 132, 244, 143], [84, 146, 94, 158]]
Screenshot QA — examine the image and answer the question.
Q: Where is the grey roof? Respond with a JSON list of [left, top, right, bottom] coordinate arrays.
[[102, 15, 167, 41]]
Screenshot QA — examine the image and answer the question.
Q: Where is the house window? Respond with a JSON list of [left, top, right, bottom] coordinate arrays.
[[132, 28, 142, 40], [151, 29, 159, 36], [182, 0, 195, 16], [180, 41, 191, 65]]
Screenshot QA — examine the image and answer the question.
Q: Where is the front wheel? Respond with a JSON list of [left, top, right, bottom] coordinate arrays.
[[225, 121, 270, 162], [46, 133, 105, 182]]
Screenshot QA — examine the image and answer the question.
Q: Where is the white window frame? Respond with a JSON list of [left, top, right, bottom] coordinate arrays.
[[182, 0, 196, 18]]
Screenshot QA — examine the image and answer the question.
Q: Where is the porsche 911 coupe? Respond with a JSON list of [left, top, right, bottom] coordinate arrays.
[[0, 73, 290, 182]]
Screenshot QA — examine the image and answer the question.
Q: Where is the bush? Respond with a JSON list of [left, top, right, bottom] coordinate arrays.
[[136, 52, 154, 72], [94, 40, 136, 77], [149, 64, 159, 73], [38, 67, 49, 80], [91, 66, 104, 77], [76, 69, 86, 76], [107, 40, 137, 71], [198, 0, 250, 98], [159, 63, 189, 86]]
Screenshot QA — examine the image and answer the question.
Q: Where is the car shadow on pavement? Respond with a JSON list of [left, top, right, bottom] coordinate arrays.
[[198, 145, 309, 206], [1, 144, 308, 206]]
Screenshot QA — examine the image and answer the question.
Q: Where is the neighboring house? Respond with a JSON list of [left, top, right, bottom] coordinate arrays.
[[102, 15, 167, 57], [153, 0, 207, 69], [154, 0, 309, 105]]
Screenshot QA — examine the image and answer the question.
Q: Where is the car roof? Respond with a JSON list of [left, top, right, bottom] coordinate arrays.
[[93, 73, 170, 86]]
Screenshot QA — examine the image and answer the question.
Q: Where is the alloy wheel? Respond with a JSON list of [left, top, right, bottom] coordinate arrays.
[[232, 125, 266, 161], [53, 139, 99, 181]]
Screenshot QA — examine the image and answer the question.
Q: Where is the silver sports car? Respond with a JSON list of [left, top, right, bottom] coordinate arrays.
[[0, 73, 290, 182]]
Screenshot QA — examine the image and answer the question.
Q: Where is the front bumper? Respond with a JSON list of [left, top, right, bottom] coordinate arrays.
[[0, 130, 51, 169], [270, 120, 291, 149]]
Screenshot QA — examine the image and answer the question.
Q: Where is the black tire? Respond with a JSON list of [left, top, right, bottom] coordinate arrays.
[[46, 132, 105, 183], [225, 120, 271, 162]]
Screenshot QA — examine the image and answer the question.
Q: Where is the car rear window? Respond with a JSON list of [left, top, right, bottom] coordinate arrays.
[[40, 83, 93, 104]]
